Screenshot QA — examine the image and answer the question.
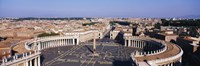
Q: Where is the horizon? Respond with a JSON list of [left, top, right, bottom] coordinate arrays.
[[0, 0, 200, 18]]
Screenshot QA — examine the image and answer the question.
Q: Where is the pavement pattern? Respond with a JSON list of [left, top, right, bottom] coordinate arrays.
[[41, 42, 142, 66]]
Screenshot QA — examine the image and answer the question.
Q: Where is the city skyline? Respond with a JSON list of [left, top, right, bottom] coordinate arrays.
[[0, 0, 200, 18]]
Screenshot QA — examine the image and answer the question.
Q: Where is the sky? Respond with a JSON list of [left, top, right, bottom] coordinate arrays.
[[0, 0, 200, 18]]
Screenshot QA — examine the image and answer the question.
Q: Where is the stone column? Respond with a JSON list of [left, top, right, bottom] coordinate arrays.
[[125, 39, 127, 46], [134, 40, 136, 47], [142, 41, 144, 48], [140, 41, 142, 48], [52, 40, 54, 47], [71, 39, 73, 45], [58, 39, 60, 46], [59, 39, 61, 46], [69, 39, 70, 45], [138, 41, 140, 48], [142, 42, 144, 48], [24, 62, 26, 66], [70, 39, 71, 45], [130, 40, 131, 47], [59, 39, 62, 46], [50, 41, 52, 47], [51, 40, 53, 47], [61, 39, 63, 46], [48, 41, 50, 48], [128, 39, 131, 47], [54, 39, 58, 47], [60, 39, 62, 46], [77, 38, 79, 45], [2, 58, 5, 65], [66, 39, 68, 45], [179, 58, 182, 63], [55, 40, 58, 47], [26, 61, 29, 66], [66, 39, 69, 45], [45, 42, 47, 49], [45, 41, 47, 48], [137, 41, 139, 48], [64, 39, 66, 45], [170, 63, 173, 66], [43, 42, 45, 49], [131, 40, 133, 47], [40, 42, 43, 50], [46, 42, 48, 49], [56, 40, 58, 47], [67, 39, 69, 45], [49, 41, 51, 47], [57, 40, 59, 46], [135, 41, 137, 48], [38, 42, 41, 51], [62, 39, 64, 46], [38, 56, 41, 66], [73, 39, 75, 45], [34, 58, 38, 66], [139, 41, 141, 48], [53, 40, 55, 47], [140, 41, 143, 48]]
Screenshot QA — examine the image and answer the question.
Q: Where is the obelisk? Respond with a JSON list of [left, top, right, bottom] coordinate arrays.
[[93, 33, 96, 54]]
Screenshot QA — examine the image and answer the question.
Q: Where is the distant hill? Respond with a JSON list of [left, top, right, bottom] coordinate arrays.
[[178, 15, 200, 19]]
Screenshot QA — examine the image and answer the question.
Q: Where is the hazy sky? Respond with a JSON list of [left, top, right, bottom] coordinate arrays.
[[0, 0, 200, 18]]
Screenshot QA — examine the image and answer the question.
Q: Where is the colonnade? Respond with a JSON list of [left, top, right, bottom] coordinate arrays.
[[24, 56, 40, 66], [133, 47, 167, 57], [158, 61, 181, 66], [39, 38, 78, 50], [125, 36, 183, 66], [1, 36, 80, 66], [1, 51, 41, 66], [125, 40, 153, 49], [147, 49, 183, 66], [125, 39, 163, 49], [124, 36, 167, 57], [25, 37, 79, 51]]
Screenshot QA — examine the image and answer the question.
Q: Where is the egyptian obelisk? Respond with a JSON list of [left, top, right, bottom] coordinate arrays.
[[93, 32, 96, 54]]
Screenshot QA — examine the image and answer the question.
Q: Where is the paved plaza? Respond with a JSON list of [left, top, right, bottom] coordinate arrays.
[[41, 42, 142, 66]]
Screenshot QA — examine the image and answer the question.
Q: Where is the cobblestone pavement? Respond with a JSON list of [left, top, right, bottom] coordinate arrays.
[[41, 42, 142, 66]]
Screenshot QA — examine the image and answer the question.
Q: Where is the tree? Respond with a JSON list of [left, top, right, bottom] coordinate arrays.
[[179, 32, 188, 37], [37, 32, 59, 37], [189, 27, 199, 38], [154, 23, 161, 29]]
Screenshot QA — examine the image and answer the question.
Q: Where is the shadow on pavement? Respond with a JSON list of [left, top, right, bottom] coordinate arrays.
[[112, 59, 133, 66]]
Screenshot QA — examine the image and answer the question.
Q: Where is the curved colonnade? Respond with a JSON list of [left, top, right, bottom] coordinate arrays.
[[125, 36, 183, 66], [25, 36, 79, 51], [125, 36, 167, 57], [1, 36, 79, 66], [1, 35, 183, 66]]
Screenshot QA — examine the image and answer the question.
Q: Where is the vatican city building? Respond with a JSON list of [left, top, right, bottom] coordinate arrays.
[[0, 18, 183, 66]]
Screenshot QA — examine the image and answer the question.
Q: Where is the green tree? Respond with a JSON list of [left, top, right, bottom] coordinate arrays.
[[189, 27, 199, 38], [154, 23, 161, 29], [38, 32, 59, 37]]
